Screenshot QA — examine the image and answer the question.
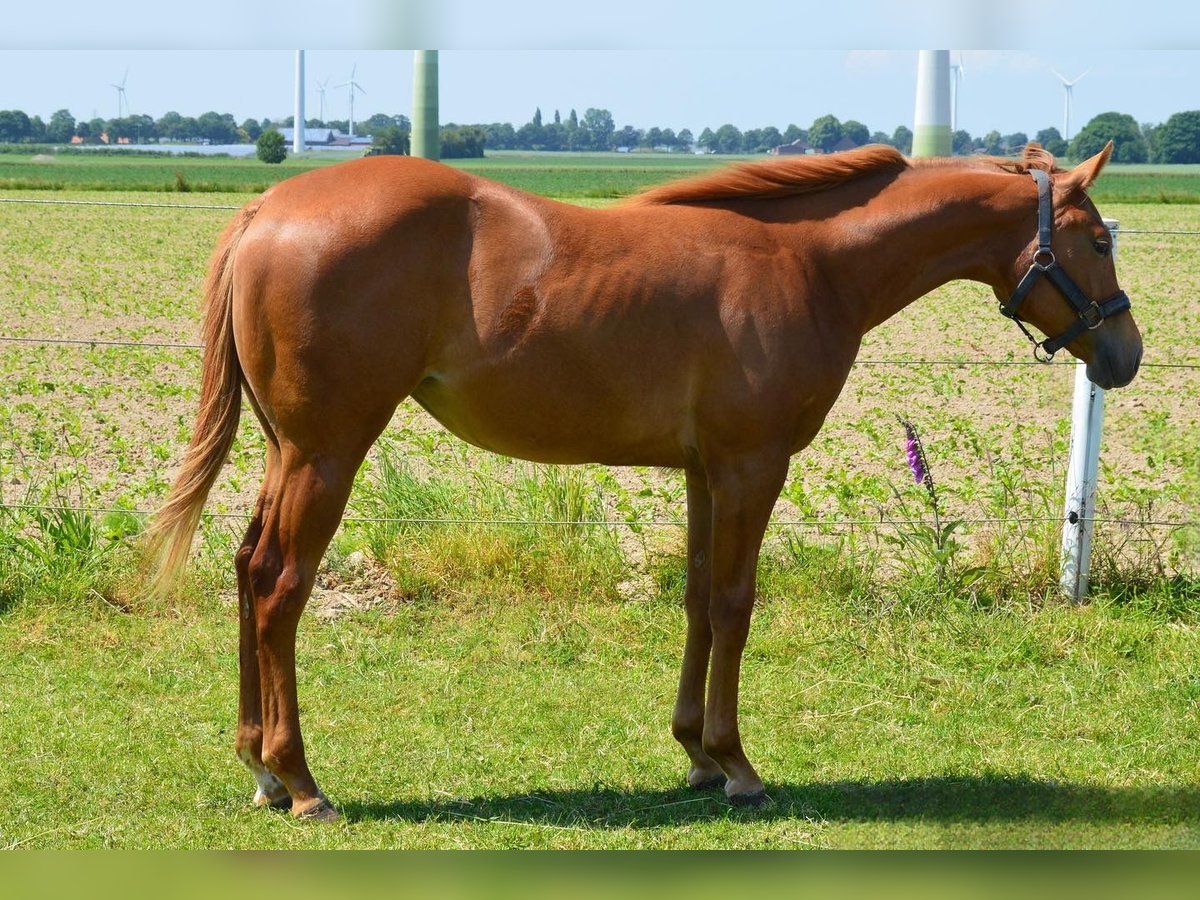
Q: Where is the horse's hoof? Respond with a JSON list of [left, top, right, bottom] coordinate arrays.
[[253, 786, 293, 810], [293, 797, 340, 822], [728, 789, 773, 809], [688, 772, 728, 791]]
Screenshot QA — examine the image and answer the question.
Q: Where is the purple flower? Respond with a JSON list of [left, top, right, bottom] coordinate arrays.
[[903, 421, 926, 485]]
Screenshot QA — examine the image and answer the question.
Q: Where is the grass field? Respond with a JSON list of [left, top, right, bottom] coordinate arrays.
[[1, 150, 1198, 848], [2, 148, 1200, 202]]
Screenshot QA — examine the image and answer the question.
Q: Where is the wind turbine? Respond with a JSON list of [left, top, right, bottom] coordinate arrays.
[[1052, 68, 1088, 140], [950, 52, 965, 134], [336, 65, 367, 138], [316, 77, 330, 124], [110, 68, 129, 119]]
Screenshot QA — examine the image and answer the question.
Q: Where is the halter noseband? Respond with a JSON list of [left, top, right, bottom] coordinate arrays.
[[999, 168, 1131, 363]]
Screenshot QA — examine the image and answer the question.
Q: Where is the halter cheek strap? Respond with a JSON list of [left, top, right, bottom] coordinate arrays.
[[999, 168, 1132, 362]]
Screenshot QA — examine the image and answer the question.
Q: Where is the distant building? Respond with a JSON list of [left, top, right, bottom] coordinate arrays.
[[831, 136, 859, 153], [769, 138, 811, 156], [279, 127, 337, 146]]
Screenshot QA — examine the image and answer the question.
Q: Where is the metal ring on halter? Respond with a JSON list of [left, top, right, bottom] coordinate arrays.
[[1033, 343, 1056, 363], [1032, 248, 1056, 269]]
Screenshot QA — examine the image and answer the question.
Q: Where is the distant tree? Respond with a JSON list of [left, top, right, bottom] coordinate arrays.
[[1155, 110, 1200, 163], [440, 125, 485, 158], [675, 128, 694, 152], [241, 118, 263, 141], [713, 123, 744, 154], [88, 117, 107, 141], [981, 130, 1003, 154], [28, 115, 46, 143], [567, 108, 578, 131], [952, 129, 973, 155], [891, 125, 913, 154], [516, 121, 542, 149], [841, 119, 869, 147], [697, 127, 716, 153], [1070, 111, 1147, 163], [533, 107, 543, 129], [781, 124, 806, 144], [483, 122, 517, 150], [553, 109, 561, 126], [756, 126, 782, 152], [256, 128, 287, 163], [611, 125, 641, 150], [869, 130, 891, 146], [660, 127, 677, 151], [540, 122, 566, 151], [1035, 126, 1068, 158], [1002, 132, 1029, 155], [0, 110, 32, 143], [74, 119, 92, 141], [1142, 121, 1161, 162], [363, 113, 407, 135], [742, 128, 764, 153], [46, 109, 75, 143], [195, 111, 238, 144], [582, 108, 614, 147], [808, 114, 842, 152], [371, 125, 410, 155]]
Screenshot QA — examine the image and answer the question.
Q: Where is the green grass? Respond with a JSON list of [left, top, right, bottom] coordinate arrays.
[[0, 151, 359, 193], [1, 537, 1198, 848], [3, 148, 1198, 202]]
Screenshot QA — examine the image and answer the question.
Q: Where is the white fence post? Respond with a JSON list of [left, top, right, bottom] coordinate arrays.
[[1060, 218, 1118, 602]]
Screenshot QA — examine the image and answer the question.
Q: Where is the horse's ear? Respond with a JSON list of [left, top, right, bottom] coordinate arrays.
[[1059, 140, 1113, 198]]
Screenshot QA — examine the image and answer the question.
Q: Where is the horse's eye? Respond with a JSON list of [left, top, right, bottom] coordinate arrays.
[[1093, 240, 1111, 256]]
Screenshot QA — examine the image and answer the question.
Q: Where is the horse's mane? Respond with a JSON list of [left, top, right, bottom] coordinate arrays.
[[625, 143, 1061, 207]]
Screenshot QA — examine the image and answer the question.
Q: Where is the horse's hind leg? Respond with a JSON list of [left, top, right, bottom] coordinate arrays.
[[247, 443, 360, 821], [233, 445, 291, 809], [671, 468, 726, 790]]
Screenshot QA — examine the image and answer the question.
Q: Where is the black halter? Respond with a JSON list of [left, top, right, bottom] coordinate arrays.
[[999, 168, 1132, 363]]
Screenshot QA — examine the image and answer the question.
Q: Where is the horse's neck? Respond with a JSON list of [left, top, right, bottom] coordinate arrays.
[[806, 166, 1031, 335]]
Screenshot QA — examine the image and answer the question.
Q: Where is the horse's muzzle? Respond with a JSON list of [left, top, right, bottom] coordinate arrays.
[[1086, 343, 1143, 390]]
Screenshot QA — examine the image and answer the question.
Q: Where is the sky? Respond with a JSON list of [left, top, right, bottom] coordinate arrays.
[[2, 1, 1198, 140]]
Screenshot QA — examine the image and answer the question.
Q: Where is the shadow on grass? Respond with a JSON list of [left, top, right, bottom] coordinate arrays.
[[342, 775, 1200, 829]]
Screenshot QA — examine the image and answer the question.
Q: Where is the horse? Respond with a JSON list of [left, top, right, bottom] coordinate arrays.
[[148, 140, 1142, 820]]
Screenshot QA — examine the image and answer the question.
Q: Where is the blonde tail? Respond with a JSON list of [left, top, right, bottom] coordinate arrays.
[[144, 198, 262, 594]]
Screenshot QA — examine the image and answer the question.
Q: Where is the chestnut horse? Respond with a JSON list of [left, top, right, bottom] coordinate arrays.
[[149, 141, 1141, 819]]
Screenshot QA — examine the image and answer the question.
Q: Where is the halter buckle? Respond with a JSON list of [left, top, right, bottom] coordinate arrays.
[[1081, 301, 1104, 330]]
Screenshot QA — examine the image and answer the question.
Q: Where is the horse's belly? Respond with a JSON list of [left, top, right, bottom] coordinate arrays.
[[410, 372, 686, 467]]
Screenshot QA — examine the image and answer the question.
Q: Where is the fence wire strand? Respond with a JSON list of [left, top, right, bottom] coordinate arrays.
[[1, 501, 1195, 532], [1, 335, 1198, 370]]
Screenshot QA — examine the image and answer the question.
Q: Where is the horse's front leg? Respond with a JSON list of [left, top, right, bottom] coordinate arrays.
[[702, 451, 789, 804], [670, 468, 725, 789]]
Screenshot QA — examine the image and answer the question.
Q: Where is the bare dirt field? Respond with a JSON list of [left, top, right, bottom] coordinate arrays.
[[1, 189, 1196, 580]]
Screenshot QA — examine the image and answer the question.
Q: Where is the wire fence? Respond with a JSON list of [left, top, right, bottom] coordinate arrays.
[[2, 191, 1198, 537], [1, 500, 1194, 531], [2, 334, 1198, 370]]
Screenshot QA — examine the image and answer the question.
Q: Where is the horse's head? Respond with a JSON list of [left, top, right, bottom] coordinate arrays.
[[996, 141, 1143, 389]]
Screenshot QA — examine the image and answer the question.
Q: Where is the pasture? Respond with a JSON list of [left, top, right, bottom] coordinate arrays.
[[0, 152, 1198, 848]]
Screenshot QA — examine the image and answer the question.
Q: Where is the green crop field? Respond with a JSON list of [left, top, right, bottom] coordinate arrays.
[[1, 149, 1198, 848]]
